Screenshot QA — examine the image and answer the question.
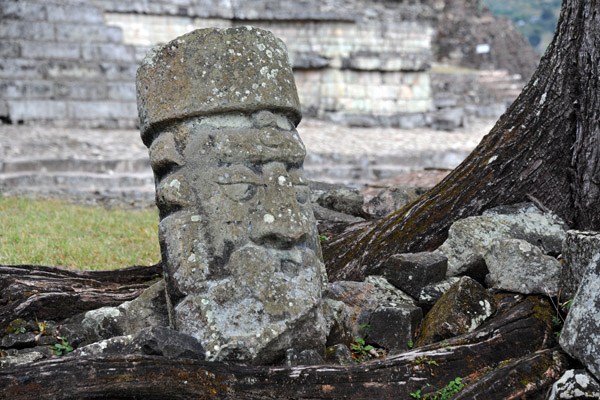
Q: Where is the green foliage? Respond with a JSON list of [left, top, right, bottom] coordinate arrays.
[[350, 338, 374, 363], [408, 340, 414, 349], [485, 0, 561, 53], [319, 234, 329, 243], [51, 337, 74, 356], [0, 197, 160, 270], [410, 377, 465, 400]]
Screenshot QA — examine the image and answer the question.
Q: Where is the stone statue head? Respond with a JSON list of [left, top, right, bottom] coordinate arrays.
[[136, 27, 326, 364]]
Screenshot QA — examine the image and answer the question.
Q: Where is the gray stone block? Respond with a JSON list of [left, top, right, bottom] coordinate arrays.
[[0, 41, 21, 58], [549, 369, 600, 400], [107, 82, 136, 101], [55, 82, 108, 100], [561, 230, 600, 299], [20, 41, 81, 60], [365, 305, 423, 352], [81, 44, 136, 63], [67, 101, 138, 119], [438, 203, 567, 277], [7, 100, 68, 120], [316, 187, 365, 217], [560, 254, 600, 381], [55, 24, 123, 44], [0, 2, 47, 21], [46, 4, 104, 24], [381, 252, 448, 299], [417, 276, 496, 346], [418, 277, 461, 310], [126, 326, 205, 360], [44, 60, 104, 80], [0, 80, 54, 99], [484, 238, 561, 296], [0, 21, 55, 41]]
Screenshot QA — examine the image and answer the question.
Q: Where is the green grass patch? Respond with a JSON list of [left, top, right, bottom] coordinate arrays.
[[0, 197, 160, 271]]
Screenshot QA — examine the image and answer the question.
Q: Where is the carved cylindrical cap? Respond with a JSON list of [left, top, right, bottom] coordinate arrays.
[[136, 26, 302, 140]]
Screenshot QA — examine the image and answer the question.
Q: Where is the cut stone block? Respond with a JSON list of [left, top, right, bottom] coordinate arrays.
[[381, 252, 447, 299]]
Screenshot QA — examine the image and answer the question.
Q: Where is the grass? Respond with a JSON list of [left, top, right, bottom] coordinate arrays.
[[0, 196, 160, 271]]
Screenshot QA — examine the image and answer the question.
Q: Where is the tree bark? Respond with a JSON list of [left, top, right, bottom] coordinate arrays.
[[323, 0, 600, 282], [0, 296, 564, 400], [0, 264, 162, 329]]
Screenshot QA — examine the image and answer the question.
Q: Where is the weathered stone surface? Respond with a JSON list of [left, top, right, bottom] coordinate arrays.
[[126, 326, 205, 360], [324, 281, 377, 343], [560, 254, 600, 381], [561, 230, 600, 299], [136, 26, 301, 139], [416, 276, 496, 346], [73, 335, 134, 358], [484, 238, 561, 296], [311, 203, 365, 224], [437, 203, 567, 277], [418, 277, 460, 310], [316, 187, 364, 218], [549, 369, 600, 400], [1, 332, 36, 349], [0, 351, 44, 368], [137, 27, 326, 365], [322, 298, 353, 346], [363, 186, 422, 219], [364, 275, 416, 306], [365, 305, 422, 352], [324, 344, 353, 365], [59, 280, 169, 347], [380, 252, 447, 299], [282, 348, 325, 367]]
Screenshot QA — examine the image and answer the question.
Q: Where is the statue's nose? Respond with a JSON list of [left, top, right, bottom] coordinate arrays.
[[250, 164, 308, 249]]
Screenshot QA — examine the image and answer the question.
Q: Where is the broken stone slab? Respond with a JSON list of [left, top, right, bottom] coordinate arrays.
[[549, 369, 600, 400], [364, 305, 423, 353], [0, 351, 44, 368], [311, 202, 365, 224], [324, 276, 416, 346], [437, 202, 567, 278], [484, 238, 561, 296], [418, 277, 461, 311], [560, 230, 600, 299], [126, 326, 205, 360], [416, 276, 496, 347], [364, 275, 416, 306], [316, 187, 365, 218], [362, 186, 422, 219], [560, 254, 600, 381], [73, 335, 134, 358], [324, 344, 353, 365], [59, 279, 168, 347], [282, 348, 325, 367], [380, 252, 447, 299]]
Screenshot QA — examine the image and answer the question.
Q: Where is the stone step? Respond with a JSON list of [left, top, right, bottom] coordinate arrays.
[[0, 79, 136, 101], [0, 1, 105, 24], [0, 158, 151, 174], [0, 20, 124, 44], [2, 40, 137, 63], [0, 58, 137, 81], [0, 171, 154, 189]]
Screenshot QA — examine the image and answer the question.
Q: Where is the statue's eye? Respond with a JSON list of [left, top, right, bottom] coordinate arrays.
[[220, 183, 257, 202], [294, 185, 310, 204]]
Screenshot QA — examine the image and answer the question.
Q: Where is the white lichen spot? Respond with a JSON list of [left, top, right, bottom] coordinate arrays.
[[540, 92, 547, 105], [264, 214, 275, 223], [169, 179, 181, 189], [191, 215, 201, 222], [278, 176, 286, 186], [188, 253, 197, 263], [257, 43, 266, 51], [266, 50, 272, 58], [228, 49, 234, 54], [487, 155, 498, 165]]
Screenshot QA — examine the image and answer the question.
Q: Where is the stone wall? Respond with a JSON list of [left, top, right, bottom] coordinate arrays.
[[0, 1, 139, 128], [0, 0, 537, 128]]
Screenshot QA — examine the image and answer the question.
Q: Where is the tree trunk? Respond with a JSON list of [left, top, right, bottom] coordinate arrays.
[[0, 296, 565, 400], [0, 264, 162, 328], [323, 0, 600, 282]]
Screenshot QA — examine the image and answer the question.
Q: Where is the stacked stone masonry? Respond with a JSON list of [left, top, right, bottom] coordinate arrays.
[[0, 0, 535, 128], [0, 1, 139, 128]]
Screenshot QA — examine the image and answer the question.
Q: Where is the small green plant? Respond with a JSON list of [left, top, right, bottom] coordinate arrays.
[[561, 298, 574, 311], [319, 234, 328, 242], [350, 338, 374, 363], [51, 336, 74, 356], [14, 327, 26, 334], [408, 340, 414, 349], [413, 356, 439, 367], [410, 377, 465, 399]]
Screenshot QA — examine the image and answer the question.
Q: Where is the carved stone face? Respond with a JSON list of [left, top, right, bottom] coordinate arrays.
[[149, 110, 325, 363]]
